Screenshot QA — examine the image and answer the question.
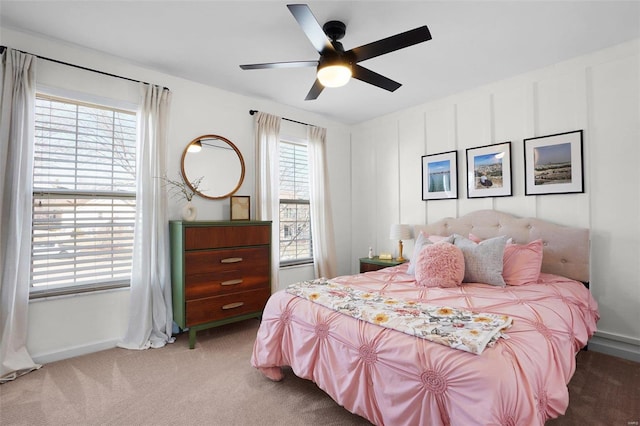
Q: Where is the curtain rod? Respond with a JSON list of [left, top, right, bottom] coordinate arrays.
[[0, 45, 169, 91], [249, 109, 312, 127]]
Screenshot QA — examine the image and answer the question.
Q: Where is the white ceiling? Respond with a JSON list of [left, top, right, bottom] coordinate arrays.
[[1, 1, 639, 124]]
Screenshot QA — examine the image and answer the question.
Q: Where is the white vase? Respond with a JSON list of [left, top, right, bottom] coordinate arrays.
[[182, 201, 198, 221]]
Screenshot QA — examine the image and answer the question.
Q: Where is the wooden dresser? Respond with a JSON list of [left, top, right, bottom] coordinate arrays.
[[170, 220, 271, 348]]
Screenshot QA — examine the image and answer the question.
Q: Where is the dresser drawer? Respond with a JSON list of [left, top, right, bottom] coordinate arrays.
[[185, 287, 271, 326], [184, 246, 269, 298], [185, 274, 269, 299], [185, 246, 269, 274], [185, 225, 270, 250]]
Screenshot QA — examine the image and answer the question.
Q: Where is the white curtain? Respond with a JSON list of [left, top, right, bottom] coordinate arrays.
[[118, 84, 174, 350], [255, 112, 282, 290], [307, 126, 337, 278], [0, 48, 41, 383]]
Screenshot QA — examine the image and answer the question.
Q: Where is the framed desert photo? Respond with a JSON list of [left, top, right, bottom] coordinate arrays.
[[422, 150, 458, 200], [466, 141, 512, 198], [524, 130, 583, 195], [230, 195, 250, 220]]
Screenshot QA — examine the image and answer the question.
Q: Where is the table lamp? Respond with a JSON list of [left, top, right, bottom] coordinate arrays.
[[390, 224, 413, 262]]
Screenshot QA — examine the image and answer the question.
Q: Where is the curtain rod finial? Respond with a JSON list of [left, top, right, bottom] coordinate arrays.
[[249, 109, 257, 116]]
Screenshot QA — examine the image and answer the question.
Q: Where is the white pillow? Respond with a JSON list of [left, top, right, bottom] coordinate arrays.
[[453, 234, 508, 287], [407, 232, 454, 275]]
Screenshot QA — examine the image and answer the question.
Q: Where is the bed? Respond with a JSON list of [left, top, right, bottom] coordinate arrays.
[[251, 210, 599, 425]]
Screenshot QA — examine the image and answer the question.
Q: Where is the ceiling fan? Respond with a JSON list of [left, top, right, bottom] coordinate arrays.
[[240, 4, 432, 100]]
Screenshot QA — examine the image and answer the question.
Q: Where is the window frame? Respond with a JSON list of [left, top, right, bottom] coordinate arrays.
[[278, 138, 313, 268], [30, 92, 138, 299]]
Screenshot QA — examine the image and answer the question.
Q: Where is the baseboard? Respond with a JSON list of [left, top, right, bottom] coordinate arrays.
[[588, 334, 640, 363], [32, 339, 119, 364]]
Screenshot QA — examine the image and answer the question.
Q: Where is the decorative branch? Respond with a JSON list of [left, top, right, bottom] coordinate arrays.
[[159, 174, 204, 202]]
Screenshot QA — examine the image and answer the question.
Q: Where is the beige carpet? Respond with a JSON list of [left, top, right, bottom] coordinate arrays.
[[1, 320, 638, 425], [0, 320, 370, 425]]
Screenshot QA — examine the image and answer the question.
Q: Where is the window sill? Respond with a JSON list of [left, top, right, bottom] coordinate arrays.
[[280, 260, 313, 269], [29, 281, 130, 300]]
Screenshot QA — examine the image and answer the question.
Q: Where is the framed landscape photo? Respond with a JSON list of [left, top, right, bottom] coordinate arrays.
[[466, 141, 512, 198], [524, 130, 583, 195], [230, 195, 250, 220], [422, 150, 458, 200]]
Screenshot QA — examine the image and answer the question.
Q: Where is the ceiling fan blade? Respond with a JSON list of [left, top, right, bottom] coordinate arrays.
[[240, 60, 318, 70], [352, 65, 402, 92], [348, 26, 432, 63], [287, 4, 334, 54], [305, 79, 324, 100]]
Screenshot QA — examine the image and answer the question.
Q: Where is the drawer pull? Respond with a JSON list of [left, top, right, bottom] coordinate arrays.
[[221, 279, 243, 286], [221, 257, 243, 264], [222, 302, 245, 310]]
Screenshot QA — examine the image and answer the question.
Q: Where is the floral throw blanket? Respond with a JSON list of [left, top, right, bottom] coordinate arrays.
[[286, 279, 512, 355]]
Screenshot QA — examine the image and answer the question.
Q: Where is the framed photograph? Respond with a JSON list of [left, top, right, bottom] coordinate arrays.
[[466, 141, 512, 198], [230, 195, 250, 220], [524, 130, 583, 195], [422, 150, 458, 200]]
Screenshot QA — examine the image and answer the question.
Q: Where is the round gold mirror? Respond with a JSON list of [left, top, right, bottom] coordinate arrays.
[[180, 134, 245, 200]]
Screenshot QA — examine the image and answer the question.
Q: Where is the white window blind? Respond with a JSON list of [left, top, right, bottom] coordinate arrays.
[[279, 140, 312, 265], [31, 94, 137, 295]]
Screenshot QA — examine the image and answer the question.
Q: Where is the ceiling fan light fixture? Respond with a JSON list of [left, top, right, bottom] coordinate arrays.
[[317, 63, 352, 88], [241, 4, 432, 99]]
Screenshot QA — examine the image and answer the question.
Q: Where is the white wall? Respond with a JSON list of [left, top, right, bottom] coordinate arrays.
[[2, 28, 351, 363], [350, 40, 640, 361]]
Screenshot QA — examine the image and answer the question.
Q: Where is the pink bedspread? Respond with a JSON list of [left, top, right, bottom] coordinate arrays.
[[251, 265, 599, 425]]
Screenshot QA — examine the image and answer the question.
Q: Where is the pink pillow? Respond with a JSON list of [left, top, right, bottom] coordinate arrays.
[[502, 240, 544, 286], [414, 242, 465, 288], [469, 234, 543, 285], [426, 234, 451, 243], [468, 233, 512, 244], [407, 232, 455, 275], [468, 233, 482, 243]]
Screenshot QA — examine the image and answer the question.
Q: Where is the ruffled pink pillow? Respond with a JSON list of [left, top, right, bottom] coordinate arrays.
[[407, 232, 454, 275], [414, 242, 465, 288]]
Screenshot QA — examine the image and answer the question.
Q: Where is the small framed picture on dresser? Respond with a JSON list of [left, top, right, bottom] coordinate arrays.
[[230, 195, 250, 220]]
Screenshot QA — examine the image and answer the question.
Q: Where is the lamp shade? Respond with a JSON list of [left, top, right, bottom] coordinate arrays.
[[390, 224, 413, 240]]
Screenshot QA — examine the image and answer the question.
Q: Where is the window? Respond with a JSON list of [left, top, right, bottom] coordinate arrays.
[[279, 140, 312, 265], [30, 94, 137, 297]]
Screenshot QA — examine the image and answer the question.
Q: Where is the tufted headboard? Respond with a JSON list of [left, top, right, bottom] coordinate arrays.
[[414, 210, 590, 283]]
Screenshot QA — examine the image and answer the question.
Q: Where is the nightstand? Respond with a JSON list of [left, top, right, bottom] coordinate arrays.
[[359, 256, 406, 273]]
